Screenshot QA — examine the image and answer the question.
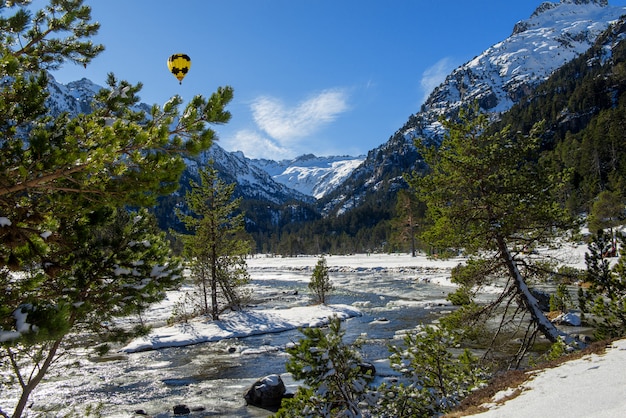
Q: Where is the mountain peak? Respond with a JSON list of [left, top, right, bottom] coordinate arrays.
[[321, 0, 626, 216], [513, 0, 610, 35], [532, 0, 608, 17], [249, 154, 365, 199]]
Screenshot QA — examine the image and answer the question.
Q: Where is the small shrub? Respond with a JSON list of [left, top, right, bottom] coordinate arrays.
[[308, 256, 333, 304]]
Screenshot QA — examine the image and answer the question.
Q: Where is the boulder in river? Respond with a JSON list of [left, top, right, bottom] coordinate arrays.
[[173, 404, 190, 416], [244, 374, 286, 408]]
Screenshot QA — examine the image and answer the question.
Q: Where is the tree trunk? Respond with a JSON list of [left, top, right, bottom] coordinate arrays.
[[201, 264, 209, 315], [496, 237, 575, 345], [11, 339, 62, 418], [211, 247, 219, 321], [409, 217, 416, 257]]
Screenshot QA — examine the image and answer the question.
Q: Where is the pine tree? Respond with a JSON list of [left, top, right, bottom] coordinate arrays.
[[376, 325, 487, 417], [409, 105, 579, 362], [390, 189, 424, 256], [177, 163, 251, 320], [579, 230, 626, 340], [587, 190, 624, 256], [1, 208, 182, 418], [275, 317, 373, 418], [0, 2, 233, 416], [309, 256, 333, 304]]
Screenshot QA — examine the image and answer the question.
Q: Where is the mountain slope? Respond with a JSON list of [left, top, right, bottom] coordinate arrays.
[[250, 154, 365, 199], [44, 75, 316, 204], [45, 75, 357, 202], [185, 146, 314, 205], [320, 0, 626, 216]]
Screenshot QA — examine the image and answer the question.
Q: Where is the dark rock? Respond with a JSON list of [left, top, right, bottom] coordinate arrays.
[[173, 404, 190, 416], [244, 374, 286, 407], [358, 362, 376, 377], [134, 410, 148, 416]]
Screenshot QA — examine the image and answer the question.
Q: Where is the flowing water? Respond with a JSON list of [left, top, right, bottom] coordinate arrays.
[[2, 261, 459, 417]]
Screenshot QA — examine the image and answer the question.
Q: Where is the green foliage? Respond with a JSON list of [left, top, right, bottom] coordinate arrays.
[[411, 106, 571, 255], [376, 325, 488, 417], [177, 163, 251, 320], [276, 319, 488, 418], [0, 207, 183, 341], [447, 258, 500, 307], [587, 190, 624, 234], [0, 1, 233, 415], [275, 316, 373, 418], [409, 104, 577, 353], [545, 338, 569, 362], [1, 208, 181, 417], [579, 230, 626, 340], [549, 283, 573, 313], [308, 256, 333, 304], [389, 189, 426, 256]]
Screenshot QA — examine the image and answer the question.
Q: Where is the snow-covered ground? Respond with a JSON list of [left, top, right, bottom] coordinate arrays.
[[122, 304, 362, 353], [2, 252, 465, 417], [4, 248, 625, 417], [473, 338, 626, 418], [121, 252, 462, 352]]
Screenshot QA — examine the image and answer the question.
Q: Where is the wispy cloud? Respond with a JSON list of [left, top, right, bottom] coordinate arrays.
[[221, 129, 293, 160], [251, 89, 349, 142], [420, 57, 456, 104]]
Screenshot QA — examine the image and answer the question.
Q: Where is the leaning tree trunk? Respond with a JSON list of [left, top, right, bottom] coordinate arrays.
[[496, 236, 576, 345]]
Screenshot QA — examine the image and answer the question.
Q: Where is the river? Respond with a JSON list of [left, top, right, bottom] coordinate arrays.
[[1, 254, 468, 417]]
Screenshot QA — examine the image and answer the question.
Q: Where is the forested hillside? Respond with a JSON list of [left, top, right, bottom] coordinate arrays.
[[262, 16, 626, 255], [496, 17, 626, 214]]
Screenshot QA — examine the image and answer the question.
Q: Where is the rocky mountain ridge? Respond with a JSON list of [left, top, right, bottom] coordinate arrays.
[[42, 0, 626, 244], [43, 75, 356, 203], [249, 154, 365, 199], [319, 0, 626, 216]]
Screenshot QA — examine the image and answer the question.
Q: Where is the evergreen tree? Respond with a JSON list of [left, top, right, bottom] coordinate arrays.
[[375, 325, 487, 417], [0, 1, 233, 416], [408, 106, 578, 361], [309, 256, 333, 304], [274, 317, 373, 418], [390, 189, 423, 256], [177, 163, 251, 320], [587, 190, 624, 256], [579, 230, 626, 340], [1, 208, 182, 418]]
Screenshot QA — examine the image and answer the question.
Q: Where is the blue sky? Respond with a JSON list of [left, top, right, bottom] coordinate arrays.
[[47, 0, 626, 160]]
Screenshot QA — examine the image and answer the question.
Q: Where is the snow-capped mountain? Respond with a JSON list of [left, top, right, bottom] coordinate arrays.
[[414, 0, 626, 142], [322, 0, 626, 215], [41, 0, 626, 218], [185, 145, 314, 204], [45, 75, 102, 117], [43, 75, 356, 202], [249, 154, 365, 199]]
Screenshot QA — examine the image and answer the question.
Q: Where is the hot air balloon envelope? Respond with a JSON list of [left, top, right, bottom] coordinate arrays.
[[167, 53, 191, 84]]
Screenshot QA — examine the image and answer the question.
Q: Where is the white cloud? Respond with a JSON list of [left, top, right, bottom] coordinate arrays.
[[221, 129, 293, 160], [420, 57, 456, 104], [251, 89, 349, 142]]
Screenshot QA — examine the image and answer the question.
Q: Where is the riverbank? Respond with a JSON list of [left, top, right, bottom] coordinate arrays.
[[449, 338, 626, 417]]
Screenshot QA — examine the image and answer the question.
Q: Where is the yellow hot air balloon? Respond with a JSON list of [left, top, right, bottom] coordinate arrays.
[[167, 53, 191, 84]]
